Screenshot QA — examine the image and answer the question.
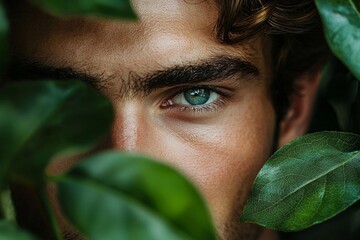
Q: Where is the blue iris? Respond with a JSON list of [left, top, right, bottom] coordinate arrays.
[[184, 88, 211, 105]]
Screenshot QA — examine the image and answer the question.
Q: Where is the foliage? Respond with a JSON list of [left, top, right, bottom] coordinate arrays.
[[55, 152, 215, 240], [0, 0, 359, 239], [0, 80, 113, 186], [241, 132, 360, 231], [0, 80, 114, 238], [316, 0, 360, 80], [308, 57, 360, 134], [0, 80, 215, 239], [240, 0, 360, 235], [30, 0, 136, 19]]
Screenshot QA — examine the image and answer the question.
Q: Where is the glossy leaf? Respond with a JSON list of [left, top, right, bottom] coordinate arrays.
[[241, 132, 360, 231], [0, 221, 38, 240], [55, 151, 216, 240], [316, 0, 360, 80], [31, 0, 136, 19], [0, 0, 8, 77], [0, 80, 113, 184]]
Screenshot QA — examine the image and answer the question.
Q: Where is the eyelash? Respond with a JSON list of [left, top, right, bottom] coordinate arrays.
[[161, 85, 230, 113]]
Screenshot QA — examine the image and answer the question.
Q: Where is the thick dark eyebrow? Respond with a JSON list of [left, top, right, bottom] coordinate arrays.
[[140, 55, 260, 93], [9, 55, 260, 96]]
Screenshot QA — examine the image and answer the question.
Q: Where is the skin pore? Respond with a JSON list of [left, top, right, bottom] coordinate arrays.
[[8, 0, 320, 239]]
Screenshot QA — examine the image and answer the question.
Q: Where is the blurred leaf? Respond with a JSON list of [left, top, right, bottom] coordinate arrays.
[[0, 221, 38, 240], [55, 151, 216, 240], [350, 0, 360, 13], [310, 57, 360, 135], [241, 132, 360, 232], [30, 0, 136, 19], [316, 0, 360, 80], [0, 0, 9, 77], [323, 58, 359, 132], [309, 58, 342, 133], [0, 80, 113, 185]]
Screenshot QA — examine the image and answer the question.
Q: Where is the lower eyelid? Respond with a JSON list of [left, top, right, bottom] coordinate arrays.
[[188, 103, 223, 112], [168, 97, 226, 114]]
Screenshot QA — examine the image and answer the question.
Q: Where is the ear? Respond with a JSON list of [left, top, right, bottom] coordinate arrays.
[[277, 70, 322, 148]]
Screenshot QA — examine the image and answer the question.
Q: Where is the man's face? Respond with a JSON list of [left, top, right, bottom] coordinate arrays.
[[10, 0, 278, 239]]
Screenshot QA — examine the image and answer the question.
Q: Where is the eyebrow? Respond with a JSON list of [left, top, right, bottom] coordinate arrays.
[[9, 55, 260, 96]]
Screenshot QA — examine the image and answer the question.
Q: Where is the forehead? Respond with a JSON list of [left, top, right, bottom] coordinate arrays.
[[12, 0, 217, 51], [9, 0, 271, 93]]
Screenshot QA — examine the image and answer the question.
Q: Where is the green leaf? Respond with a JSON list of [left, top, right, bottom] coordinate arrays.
[[0, 0, 9, 77], [0, 221, 38, 240], [316, 0, 360, 80], [240, 131, 360, 231], [30, 0, 136, 19], [0, 80, 113, 184], [55, 151, 216, 240]]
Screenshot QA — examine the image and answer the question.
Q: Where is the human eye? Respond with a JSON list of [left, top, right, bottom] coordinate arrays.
[[161, 86, 228, 113]]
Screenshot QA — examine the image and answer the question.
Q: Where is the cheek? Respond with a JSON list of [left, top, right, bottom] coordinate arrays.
[[139, 93, 276, 226]]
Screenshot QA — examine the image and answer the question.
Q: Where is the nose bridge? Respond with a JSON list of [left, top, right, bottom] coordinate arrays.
[[111, 102, 145, 152]]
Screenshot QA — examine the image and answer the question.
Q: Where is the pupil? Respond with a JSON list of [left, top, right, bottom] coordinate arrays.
[[184, 88, 210, 105]]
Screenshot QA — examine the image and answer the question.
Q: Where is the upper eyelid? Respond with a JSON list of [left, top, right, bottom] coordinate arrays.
[[167, 87, 226, 110], [169, 85, 228, 99]]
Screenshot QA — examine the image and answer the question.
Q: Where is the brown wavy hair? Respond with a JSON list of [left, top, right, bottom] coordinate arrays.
[[215, 0, 328, 118]]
